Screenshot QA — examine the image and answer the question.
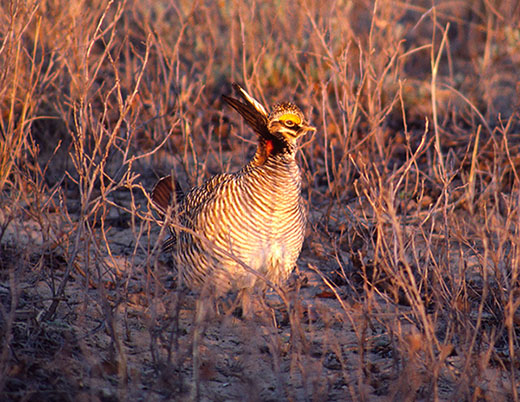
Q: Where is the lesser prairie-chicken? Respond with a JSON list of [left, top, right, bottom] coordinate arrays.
[[151, 83, 315, 314]]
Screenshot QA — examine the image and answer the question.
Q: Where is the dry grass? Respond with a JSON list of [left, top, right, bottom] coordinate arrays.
[[1, 0, 520, 400]]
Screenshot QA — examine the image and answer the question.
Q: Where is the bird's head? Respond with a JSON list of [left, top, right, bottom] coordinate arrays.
[[267, 102, 316, 144], [223, 83, 315, 162]]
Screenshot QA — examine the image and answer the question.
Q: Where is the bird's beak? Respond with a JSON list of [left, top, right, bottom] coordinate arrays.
[[301, 124, 316, 134]]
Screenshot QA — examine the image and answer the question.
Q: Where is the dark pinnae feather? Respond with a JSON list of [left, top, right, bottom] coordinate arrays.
[[222, 95, 270, 138], [222, 84, 271, 139]]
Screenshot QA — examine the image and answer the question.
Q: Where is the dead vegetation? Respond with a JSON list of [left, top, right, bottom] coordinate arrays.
[[1, 0, 520, 400]]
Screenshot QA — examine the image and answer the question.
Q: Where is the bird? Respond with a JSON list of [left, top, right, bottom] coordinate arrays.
[[151, 83, 315, 315]]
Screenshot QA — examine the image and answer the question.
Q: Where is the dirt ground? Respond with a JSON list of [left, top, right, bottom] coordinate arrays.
[[1, 180, 516, 401]]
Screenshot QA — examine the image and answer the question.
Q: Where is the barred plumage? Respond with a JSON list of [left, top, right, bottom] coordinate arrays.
[[151, 83, 315, 313]]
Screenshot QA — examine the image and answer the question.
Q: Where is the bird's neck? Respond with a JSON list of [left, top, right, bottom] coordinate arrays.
[[251, 138, 296, 167]]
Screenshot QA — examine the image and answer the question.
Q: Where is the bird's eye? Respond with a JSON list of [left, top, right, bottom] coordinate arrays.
[[284, 119, 296, 127]]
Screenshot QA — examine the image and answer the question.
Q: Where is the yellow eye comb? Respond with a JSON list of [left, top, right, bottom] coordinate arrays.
[[278, 113, 301, 125]]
